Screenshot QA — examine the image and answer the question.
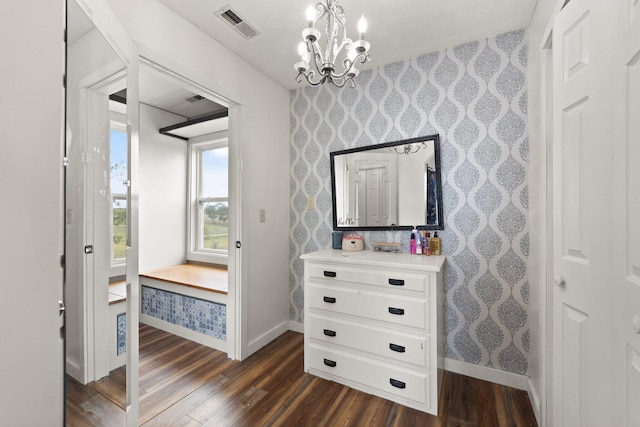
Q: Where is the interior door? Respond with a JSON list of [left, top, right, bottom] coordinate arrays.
[[1, 0, 65, 424], [366, 168, 381, 226], [613, 0, 640, 425], [551, 0, 615, 425]]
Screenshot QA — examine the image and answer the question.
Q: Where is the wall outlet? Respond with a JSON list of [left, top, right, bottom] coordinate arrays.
[[307, 197, 314, 210], [259, 209, 266, 223]]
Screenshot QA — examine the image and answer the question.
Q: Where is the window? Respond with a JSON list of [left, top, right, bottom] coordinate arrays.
[[189, 139, 229, 262], [110, 122, 127, 267]]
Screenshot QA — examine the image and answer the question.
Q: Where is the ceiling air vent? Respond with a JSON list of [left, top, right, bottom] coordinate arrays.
[[215, 5, 260, 40], [185, 94, 205, 103]]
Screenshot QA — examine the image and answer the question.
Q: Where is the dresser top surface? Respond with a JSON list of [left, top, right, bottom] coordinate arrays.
[[300, 250, 445, 272]]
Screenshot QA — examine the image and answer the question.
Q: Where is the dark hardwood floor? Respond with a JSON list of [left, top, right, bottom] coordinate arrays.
[[66, 325, 538, 426]]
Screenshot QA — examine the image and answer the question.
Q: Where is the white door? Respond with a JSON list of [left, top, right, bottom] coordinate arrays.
[[612, 0, 640, 425], [366, 168, 381, 226], [0, 0, 65, 424], [551, 0, 616, 425], [356, 169, 366, 226]]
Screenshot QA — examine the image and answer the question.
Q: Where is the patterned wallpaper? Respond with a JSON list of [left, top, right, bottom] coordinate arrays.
[[289, 30, 529, 375]]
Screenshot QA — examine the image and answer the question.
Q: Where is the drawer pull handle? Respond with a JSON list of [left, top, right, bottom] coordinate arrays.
[[389, 343, 405, 353], [323, 329, 336, 337], [324, 358, 337, 367], [323, 296, 336, 304], [388, 307, 405, 315], [390, 378, 406, 389], [323, 270, 337, 278], [388, 278, 405, 286]]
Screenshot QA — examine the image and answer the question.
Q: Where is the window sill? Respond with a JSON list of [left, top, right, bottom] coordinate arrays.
[[187, 251, 228, 266]]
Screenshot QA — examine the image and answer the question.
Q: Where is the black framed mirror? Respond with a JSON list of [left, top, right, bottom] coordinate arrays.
[[330, 134, 444, 231]]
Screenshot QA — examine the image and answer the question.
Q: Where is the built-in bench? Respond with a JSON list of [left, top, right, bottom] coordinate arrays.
[[107, 263, 229, 371], [108, 280, 127, 370], [139, 263, 228, 353]]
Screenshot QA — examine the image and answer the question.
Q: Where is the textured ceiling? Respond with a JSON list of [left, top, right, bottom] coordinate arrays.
[[157, 0, 538, 90]]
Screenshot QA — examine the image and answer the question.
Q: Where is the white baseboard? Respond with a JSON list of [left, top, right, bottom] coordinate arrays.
[[65, 359, 84, 384], [247, 320, 289, 356], [444, 357, 529, 391], [528, 377, 542, 425], [288, 320, 304, 334], [140, 315, 227, 353]]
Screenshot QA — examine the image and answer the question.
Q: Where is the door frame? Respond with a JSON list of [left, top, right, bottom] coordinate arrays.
[[79, 67, 127, 383], [138, 57, 245, 360]]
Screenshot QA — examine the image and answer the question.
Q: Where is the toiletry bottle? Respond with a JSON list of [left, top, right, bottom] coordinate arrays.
[[410, 227, 417, 254], [415, 229, 422, 255], [422, 230, 427, 255], [425, 231, 431, 256], [431, 232, 441, 256]]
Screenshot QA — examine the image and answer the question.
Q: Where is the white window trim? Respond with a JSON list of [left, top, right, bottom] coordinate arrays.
[[187, 135, 230, 265]]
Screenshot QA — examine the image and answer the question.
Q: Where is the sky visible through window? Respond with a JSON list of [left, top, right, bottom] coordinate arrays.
[[202, 146, 228, 198], [110, 130, 128, 194]]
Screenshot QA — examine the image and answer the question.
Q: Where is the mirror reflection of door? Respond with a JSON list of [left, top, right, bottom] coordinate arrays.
[[356, 166, 390, 226], [66, 0, 128, 412]]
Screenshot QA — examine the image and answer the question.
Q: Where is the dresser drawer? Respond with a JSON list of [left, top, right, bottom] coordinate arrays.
[[308, 344, 430, 407], [309, 314, 429, 369], [306, 263, 430, 294], [308, 284, 429, 330]]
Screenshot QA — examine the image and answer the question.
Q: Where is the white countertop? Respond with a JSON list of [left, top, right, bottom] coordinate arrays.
[[300, 249, 446, 272]]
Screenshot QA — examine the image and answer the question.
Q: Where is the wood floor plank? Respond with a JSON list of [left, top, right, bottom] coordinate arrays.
[[200, 385, 268, 426], [231, 371, 315, 426], [141, 375, 231, 427], [66, 326, 538, 427]]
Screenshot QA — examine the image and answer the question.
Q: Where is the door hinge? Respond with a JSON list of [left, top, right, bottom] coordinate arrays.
[[82, 152, 89, 164], [236, 241, 241, 249], [62, 157, 69, 167]]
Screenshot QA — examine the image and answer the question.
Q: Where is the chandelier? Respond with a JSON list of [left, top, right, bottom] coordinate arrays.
[[294, 0, 370, 88], [389, 142, 426, 155]]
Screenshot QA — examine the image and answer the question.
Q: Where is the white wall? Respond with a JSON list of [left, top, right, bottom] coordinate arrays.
[[0, 0, 65, 424], [526, 0, 560, 423], [397, 153, 426, 225], [139, 104, 188, 272], [105, 0, 290, 355]]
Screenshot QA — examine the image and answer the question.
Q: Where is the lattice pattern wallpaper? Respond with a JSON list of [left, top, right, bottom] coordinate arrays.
[[289, 29, 529, 374]]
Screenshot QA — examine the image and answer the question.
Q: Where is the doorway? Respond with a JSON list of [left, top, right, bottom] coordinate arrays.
[[66, 2, 243, 423]]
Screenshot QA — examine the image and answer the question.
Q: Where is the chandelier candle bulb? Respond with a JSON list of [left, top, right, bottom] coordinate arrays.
[[358, 15, 367, 39], [306, 5, 316, 27]]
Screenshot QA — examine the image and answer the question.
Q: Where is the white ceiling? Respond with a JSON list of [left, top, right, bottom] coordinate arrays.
[[157, 0, 538, 90]]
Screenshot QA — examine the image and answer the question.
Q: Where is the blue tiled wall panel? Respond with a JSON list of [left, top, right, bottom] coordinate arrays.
[[141, 285, 226, 341], [117, 312, 126, 356]]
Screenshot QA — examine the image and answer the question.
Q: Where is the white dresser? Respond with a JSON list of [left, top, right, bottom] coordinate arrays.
[[300, 249, 445, 415]]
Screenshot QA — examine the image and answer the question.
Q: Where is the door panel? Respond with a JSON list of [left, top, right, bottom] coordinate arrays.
[[560, 305, 587, 427], [552, 0, 598, 425], [366, 168, 381, 226], [617, 1, 640, 424], [627, 346, 640, 426]]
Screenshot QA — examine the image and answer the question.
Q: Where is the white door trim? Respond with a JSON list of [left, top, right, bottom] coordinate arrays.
[[137, 57, 245, 361]]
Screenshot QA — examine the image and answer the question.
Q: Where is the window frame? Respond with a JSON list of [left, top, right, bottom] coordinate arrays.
[[109, 117, 127, 277], [187, 136, 230, 265]]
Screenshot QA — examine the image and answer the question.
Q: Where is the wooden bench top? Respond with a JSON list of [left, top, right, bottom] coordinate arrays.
[[139, 263, 229, 295]]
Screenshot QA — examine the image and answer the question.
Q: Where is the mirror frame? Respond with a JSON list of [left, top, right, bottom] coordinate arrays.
[[330, 134, 444, 231]]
